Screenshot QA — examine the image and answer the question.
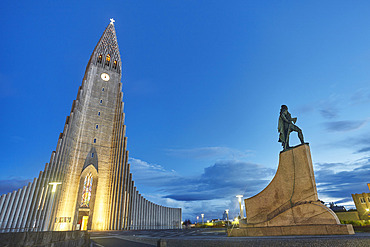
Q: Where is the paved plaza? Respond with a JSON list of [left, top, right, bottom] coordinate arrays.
[[90, 228, 370, 247]]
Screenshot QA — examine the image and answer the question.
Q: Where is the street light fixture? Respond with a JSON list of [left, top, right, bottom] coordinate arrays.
[[201, 214, 204, 224], [196, 216, 199, 224], [236, 195, 244, 218], [44, 182, 62, 231], [225, 209, 229, 227], [49, 182, 62, 192]]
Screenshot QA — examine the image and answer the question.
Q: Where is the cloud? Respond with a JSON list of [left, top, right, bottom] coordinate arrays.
[[0, 177, 33, 195], [346, 134, 370, 154], [319, 107, 338, 119], [129, 157, 179, 187], [131, 155, 370, 220], [315, 159, 370, 207], [324, 120, 367, 132], [349, 134, 370, 146], [350, 88, 370, 105], [129, 157, 275, 220], [298, 95, 341, 119], [163, 161, 274, 201], [130, 157, 274, 201], [164, 147, 252, 160], [356, 146, 370, 153]]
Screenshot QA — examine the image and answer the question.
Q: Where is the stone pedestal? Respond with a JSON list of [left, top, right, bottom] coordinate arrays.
[[228, 144, 354, 236]]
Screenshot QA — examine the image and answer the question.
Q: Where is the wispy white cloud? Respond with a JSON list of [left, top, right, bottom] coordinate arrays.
[[129, 157, 179, 187]]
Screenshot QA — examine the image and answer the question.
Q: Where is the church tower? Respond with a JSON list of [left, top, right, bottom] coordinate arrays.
[[0, 20, 181, 232], [53, 18, 124, 231]]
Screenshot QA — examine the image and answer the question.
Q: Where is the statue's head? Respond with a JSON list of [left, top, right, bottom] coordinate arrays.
[[281, 105, 288, 111]]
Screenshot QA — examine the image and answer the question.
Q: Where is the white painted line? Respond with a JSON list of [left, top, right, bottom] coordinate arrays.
[[92, 242, 105, 247]]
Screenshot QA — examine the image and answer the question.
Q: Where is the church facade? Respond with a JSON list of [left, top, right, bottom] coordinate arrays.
[[0, 20, 181, 232]]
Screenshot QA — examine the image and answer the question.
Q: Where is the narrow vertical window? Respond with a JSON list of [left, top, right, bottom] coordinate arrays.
[[93, 138, 96, 143], [100, 99, 103, 104], [96, 125, 98, 129], [98, 112, 100, 116], [97, 54, 102, 63], [102, 88, 104, 92], [105, 54, 111, 66], [80, 173, 93, 208], [113, 60, 117, 69], [91, 153, 94, 158]]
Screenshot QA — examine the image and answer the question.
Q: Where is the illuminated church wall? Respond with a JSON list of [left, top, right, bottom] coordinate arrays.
[[0, 20, 181, 232]]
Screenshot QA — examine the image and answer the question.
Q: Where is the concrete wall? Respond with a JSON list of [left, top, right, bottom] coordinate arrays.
[[0, 231, 89, 247]]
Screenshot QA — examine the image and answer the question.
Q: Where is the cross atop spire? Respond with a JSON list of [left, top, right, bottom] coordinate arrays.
[[110, 18, 115, 25]]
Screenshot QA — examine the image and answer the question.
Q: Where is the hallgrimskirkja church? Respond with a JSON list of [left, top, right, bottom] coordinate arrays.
[[0, 20, 181, 232]]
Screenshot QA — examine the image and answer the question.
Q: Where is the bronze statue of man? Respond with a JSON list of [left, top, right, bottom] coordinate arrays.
[[278, 105, 304, 150]]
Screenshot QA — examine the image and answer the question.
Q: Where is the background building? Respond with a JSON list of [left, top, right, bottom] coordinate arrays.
[[352, 184, 370, 221], [0, 20, 181, 232]]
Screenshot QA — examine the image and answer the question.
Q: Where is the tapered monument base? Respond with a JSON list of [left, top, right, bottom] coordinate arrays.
[[228, 144, 354, 237], [228, 224, 354, 237]]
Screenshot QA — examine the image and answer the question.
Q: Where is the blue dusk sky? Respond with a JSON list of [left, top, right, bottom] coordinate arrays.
[[1, 0, 370, 221]]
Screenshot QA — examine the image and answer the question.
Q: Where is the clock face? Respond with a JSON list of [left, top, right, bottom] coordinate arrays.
[[101, 73, 110, 81]]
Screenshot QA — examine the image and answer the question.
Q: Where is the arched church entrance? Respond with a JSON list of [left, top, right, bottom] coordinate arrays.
[[75, 165, 98, 230]]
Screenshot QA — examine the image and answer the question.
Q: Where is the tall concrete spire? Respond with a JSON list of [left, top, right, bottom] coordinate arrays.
[[88, 19, 121, 73], [0, 20, 182, 233]]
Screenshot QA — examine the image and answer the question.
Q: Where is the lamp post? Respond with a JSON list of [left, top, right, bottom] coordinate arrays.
[[196, 216, 199, 224], [44, 182, 62, 230], [225, 209, 229, 226], [236, 195, 244, 218], [49, 182, 62, 192], [201, 214, 204, 224]]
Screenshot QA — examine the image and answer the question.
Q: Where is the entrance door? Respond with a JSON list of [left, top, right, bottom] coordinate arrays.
[[81, 216, 89, 231]]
